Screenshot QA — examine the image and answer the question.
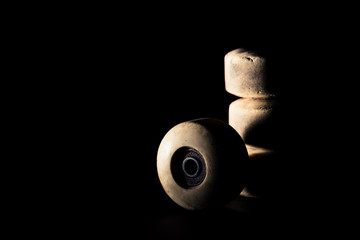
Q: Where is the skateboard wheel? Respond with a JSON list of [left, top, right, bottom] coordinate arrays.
[[157, 118, 249, 210], [225, 48, 277, 98], [240, 144, 278, 198], [228, 98, 280, 149]]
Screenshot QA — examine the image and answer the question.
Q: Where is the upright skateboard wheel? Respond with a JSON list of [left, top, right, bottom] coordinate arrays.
[[224, 48, 277, 98], [157, 118, 249, 210], [240, 144, 278, 198], [228, 98, 281, 149]]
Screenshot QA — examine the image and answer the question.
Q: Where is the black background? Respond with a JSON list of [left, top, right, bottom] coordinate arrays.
[[11, 4, 358, 238]]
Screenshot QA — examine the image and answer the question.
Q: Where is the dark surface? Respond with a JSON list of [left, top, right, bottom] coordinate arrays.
[[13, 5, 358, 237]]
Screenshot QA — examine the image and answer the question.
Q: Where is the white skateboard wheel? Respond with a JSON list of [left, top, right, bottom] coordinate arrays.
[[157, 118, 249, 210], [228, 98, 280, 149], [240, 144, 278, 198], [225, 48, 277, 98]]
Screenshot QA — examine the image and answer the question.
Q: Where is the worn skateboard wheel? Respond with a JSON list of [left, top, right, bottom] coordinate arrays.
[[157, 118, 249, 210], [225, 48, 277, 98], [240, 144, 278, 198], [229, 98, 281, 149]]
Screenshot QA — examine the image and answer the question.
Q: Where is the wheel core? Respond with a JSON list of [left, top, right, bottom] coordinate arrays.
[[171, 147, 206, 188]]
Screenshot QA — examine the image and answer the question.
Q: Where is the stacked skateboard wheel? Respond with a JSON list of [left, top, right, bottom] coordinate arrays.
[[225, 48, 281, 198]]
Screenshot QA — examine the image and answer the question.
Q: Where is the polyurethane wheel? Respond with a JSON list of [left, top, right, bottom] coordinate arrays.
[[240, 144, 278, 198], [224, 48, 278, 98], [157, 118, 249, 210], [228, 98, 281, 149]]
